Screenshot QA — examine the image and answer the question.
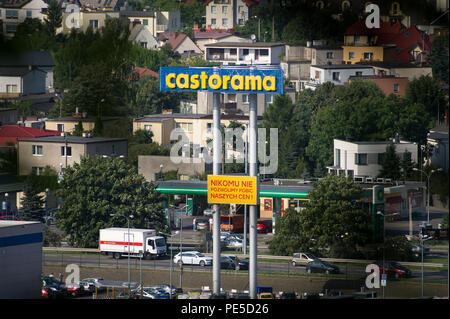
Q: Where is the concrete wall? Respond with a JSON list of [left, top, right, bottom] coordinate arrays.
[[0, 221, 42, 299]]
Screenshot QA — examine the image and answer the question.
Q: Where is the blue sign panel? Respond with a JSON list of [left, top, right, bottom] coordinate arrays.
[[159, 67, 283, 94]]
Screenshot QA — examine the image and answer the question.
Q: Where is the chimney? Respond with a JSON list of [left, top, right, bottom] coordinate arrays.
[[162, 109, 173, 114]]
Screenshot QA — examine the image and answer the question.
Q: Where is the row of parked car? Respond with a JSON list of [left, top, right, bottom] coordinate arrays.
[[172, 251, 249, 270], [290, 252, 413, 278], [41, 275, 97, 298]]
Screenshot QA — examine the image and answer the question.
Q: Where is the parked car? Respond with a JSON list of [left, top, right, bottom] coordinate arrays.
[[41, 286, 55, 299], [82, 277, 105, 292], [291, 252, 318, 267], [65, 283, 85, 297], [278, 291, 298, 299], [221, 255, 249, 270], [374, 261, 412, 279], [410, 243, 430, 256], [196, 219, 210, 230], [155, 284, 183, 296], [132, 287, 159, 299], [173, 251, 213, 266], [77, 280, 95, 294], [224, 237, 249, 249], [42, 276, 67, 298], [0, 215, 22, 221], [306, 260, 340, 274], [257, 219, 272, 233], [220, 231, 232, 242]]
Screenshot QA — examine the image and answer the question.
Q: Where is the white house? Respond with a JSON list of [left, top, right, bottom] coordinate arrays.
[[0, 0, 48, 36], [0, 67, 47, 98], [305, 64, 374, 90], [204, 41, 285, 65], [194, 31, 251, 52], [129, 24, 158, 49], [327, 138, 418, 181]]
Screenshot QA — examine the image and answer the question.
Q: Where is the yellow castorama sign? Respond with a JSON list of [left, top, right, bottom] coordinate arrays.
[[159, 67, 283, 94]]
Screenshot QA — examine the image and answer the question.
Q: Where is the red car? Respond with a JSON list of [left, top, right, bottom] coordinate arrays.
[[257, 219, 272, 233], [0, 215, 23, 221], [374, 261, 412, 279], [65, 283, 85, 297], [42, 286, 55, 299]]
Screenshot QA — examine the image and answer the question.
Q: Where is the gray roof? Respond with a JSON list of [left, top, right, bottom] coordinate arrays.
[[0, 0, 32, 8], [119, 10, 155, 17], [0, 51, 55, 67], [0, 67, 33, 77], [78, 0, 124, 9], [17, 136, 127, 144], [137, 113, 262, 121]]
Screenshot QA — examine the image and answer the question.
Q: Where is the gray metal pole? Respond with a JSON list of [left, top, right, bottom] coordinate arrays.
[[249, 93, 258, 299], [212, 91, 222, 295], [244, 123, 248, 255], [127, 218, 131, 295]]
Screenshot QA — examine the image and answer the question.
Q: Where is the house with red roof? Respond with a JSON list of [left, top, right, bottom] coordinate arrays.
[[157, 32, 203, 57], [343, 20, 433, 64], [0, 125, 61, 146]]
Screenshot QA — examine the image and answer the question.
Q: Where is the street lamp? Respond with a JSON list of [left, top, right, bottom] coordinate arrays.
[[159, 231, 179, 299], [413, 168, 443, 223], [110, 213, 134, 297], [377, 211, 386, 299]]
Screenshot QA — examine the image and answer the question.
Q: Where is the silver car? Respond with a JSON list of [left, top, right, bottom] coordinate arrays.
[[173, 251, 213, 267]]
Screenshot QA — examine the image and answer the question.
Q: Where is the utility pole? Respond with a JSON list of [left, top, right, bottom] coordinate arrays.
[[249, 92, 258, 299]]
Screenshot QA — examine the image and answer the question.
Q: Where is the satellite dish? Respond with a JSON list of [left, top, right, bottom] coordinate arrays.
[[250, 34, 256, 40]]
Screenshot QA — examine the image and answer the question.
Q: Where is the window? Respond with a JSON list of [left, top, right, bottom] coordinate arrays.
[[222, 6, 228, 14], [349, 52, 354, 60], [32, 145, 43, 156], [342, 0, 350, 11], [222, 18, 228, 26], [335, 148, 341, 167], [227, 93, 236, 102], [211, 18, 217, 25], [211, 6, 217, 14], [363, 52, 373, 61], [5, 24, 17, 33], [238, 5, 244, 13], [26, 10, 32, 18], [144, 124, 152, 131], [175, 122, 193, 132], [260, 49, 269, 56], [57, 124, 64, 132], [265, 95, 273, 104], [242, 94, 249, 104], [393, 83, 399, 93], [392, 2, 400, 15], [332, 72, 340, 81], [89, 20, 99, 29], [315, 70, 320, 79], [5, 10, 18, 19], [326, 52, 334, 59], [355, 71, 363, 76], [32, 167, 44, 175], [206, 123, 212, 132], [238, 18, 244, 25], [354, 35, 360, 43], [61, 146, 72, 157], [243, 49, 249, 55], [355, 153, 368, 165], [140, 42, 148, 48], [6, 84, 18, 93], [378, 153, 385, 165]]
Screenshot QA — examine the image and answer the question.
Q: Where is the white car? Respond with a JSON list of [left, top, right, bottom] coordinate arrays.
[[173, 251, 213, 267]]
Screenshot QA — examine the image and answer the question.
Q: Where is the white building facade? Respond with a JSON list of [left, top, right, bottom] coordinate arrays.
[[305, 64, 374, 90]]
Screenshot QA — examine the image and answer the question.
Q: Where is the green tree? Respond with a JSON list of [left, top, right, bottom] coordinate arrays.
[[44, 0, 62, 36], [268, 208, 303, 256], [428, 35, 449, 84], [378, 143, 401, 181], [20, 173, 45, 222], [72, 121, 84, 136], [42, 224, 63, 247], [55, 156, 168, 247], [134, 129, 154, 144], [93, 116, 103, 137]]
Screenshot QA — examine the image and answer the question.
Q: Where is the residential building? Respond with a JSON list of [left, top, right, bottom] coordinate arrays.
[[305, 64, 374, 90], [17, 135, 128, 175], [0, 67, 47, 98], [0, 0, 48, 36], [204, 0, 259, 31], [138, 155, 210, 182], [77, 0, 125, 11], [128, 24, 158, 49], [427, 128, 449, 173], [204, 41, 285, 65], [361, 61, 432, 81], [44, 114, 121, 133], [133, 111, 261, 149], [348, 75, 409, 96], [342, 20, 432, 64], [131, 66, 159, 81], [194, 31, 251, 52], [327, 138, 418, 180], [119, 10, 181, 37], [0, 51, 55, 93], [60, 10, 120, 33], [0, 125, 60, 146], [0, 107, 17, 125], [281, 41, 343, 91], [157, 32, 202, 56]]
